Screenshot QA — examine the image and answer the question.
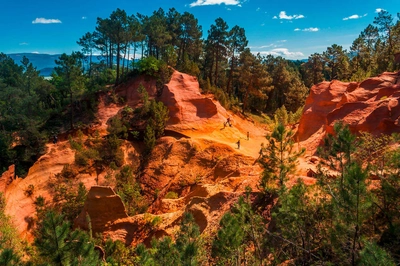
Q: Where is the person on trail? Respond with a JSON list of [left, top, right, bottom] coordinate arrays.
[[226, 117, 231, 127], [237, 139, 240, 149], [259, 145, 263, 157], [53, 135, 58, 145], [247, 131, 249, 140]]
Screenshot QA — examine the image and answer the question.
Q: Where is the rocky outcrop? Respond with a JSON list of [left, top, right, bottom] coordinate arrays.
[[297, 71, 400, 151], [0, 165, 16, 193], [140, 136, 262, 202], [115, 75, 158, 105], [74, 186, 128, 234], [160, 70, 228, 133]]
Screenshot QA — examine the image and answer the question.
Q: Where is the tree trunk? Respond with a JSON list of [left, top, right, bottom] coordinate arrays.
[[70, 90, 73, 130], [89, 50, 92, 78], [227, 52, 234, 95], [116, 43, 120, 85], [215, 49, 219, 86]]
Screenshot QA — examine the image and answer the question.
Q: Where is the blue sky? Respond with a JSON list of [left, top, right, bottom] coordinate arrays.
[[1, 0, 399, 59]]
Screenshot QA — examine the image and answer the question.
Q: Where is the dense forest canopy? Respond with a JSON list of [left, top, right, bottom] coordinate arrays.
[[0, 7, 400, 265]]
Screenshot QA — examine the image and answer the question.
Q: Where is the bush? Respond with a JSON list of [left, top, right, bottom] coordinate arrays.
[[144, 124, 156, 155], [165, 191, 178, 199], [288, 106, 304, 125], [24, 184, 35, 197], [274, 105, 289, 126], [137, 56, 161, 76], [59, 164, 78, 179], [107, 117, 128, 139], [34, 195, 46, 207]]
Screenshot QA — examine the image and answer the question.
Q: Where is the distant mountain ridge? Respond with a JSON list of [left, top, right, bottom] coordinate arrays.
[[7, 53, 61, 76], [7, 52, 305, 77], [7, 52, 134, 77]]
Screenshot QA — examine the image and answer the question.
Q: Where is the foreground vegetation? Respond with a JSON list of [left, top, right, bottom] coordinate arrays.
[[1, 123, 400, 265]]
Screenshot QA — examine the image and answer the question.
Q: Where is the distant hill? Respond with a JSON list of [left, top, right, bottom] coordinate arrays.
[[38, 67, 55, 77], [7, 53, 61, 76], [7, 53, 134, 77]]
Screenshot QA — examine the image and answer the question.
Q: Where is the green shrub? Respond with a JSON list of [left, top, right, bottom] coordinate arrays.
[[144, 123, 156, 155], [24, 184, 35, 197], [288, 106, 304, 125], [165, 191, 178, 199], [137, 56, 160, 76], [34, 195, 46, 207], [107, 117, 128, 139], [274, 105, 289, 125], [59, 164, 78, 179]]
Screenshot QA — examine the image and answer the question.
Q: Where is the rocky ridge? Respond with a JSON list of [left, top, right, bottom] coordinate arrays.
[[297, 71, 400, 151]]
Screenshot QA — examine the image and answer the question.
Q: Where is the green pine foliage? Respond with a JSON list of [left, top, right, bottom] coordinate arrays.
[[259, 123, 305, 192], [175, 212, 204, 265], [0, 248, 22, 266], [115, 165, 148, 216], [134, 212, 203, 266], [359, 242, 396, 266], [34, 210, 100, 266], [144, 123, 156, 155], [0, 193, 23, 265], [271, 180, 324, 264], [212, 193, 265, 265]]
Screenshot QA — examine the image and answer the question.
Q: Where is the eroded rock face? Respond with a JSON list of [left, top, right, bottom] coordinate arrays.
[[0, 165, 16, 193], [74, 186, 128, 234], [160, 70, 228, 133], [115, 75, 158, 106], [297, 71, 400, 151], [140, 136, 262, 202]]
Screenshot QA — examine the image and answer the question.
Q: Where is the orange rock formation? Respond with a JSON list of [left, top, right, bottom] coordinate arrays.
[[297, 71, 400, 151]]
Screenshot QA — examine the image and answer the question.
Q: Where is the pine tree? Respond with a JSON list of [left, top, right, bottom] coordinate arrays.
[[144, 123, 156, 155], [272, 180, 323, 264], [34, 210, 100, 266], [176, 212, 203, 266], [152, 237, 180, 266], [359, 242, 396, 266], [0, 248, 21, 266], [212, 194, 265, 265], [317, 122, 373, 265], [135, 243, 154, 266], [212, 212, 245, 264], [259, 123, 305, 192]]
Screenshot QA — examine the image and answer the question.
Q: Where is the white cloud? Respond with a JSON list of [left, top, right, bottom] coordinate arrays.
[[259, 44, 275, 48], [375, 8, 386, 13], [190, 0, 241, 7], [82, 16, 87, 20], [32, 18, 62, 24], [294, 27, 319, 32], [343, 14, 367, 20], [303, 27, 319, 32], [19, 42, 29, 45], [278, 11, 304, 20], [32, 51, 39, 54], [272, 15, 278, 19], [256, 48, 304, 59]]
